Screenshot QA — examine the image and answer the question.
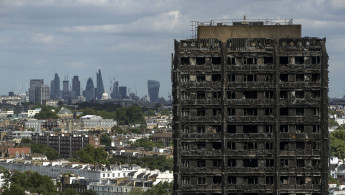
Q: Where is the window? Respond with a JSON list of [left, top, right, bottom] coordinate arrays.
[[213, 176, 222, 184], [243, 142, 257, 150], [197, 126, 206, 133], [181, 74, 190, 82], [280, 108, 288, 116], [212, 74, 221, 81], [264, 57, 273, 64], [296, 74, 304, 81], [280, 74, 288, 82], [227, 91, 235, 99], [197, 75, 205, 82], [312, 74, 320, 81], [280, 142, 289, 150], [266, 143, 273, 150], [296, 141, 305, 149], [197, 142, 206, 149], [228, 142, 236, 150], [212, 142, 221, 150], [266, 176, 274, 184], [227, 125, 236, 133], [198, 177, 206, 184], [196, 57, 205, 65], [213, 108, 221, 116], [243, 108, 257, 116], [243, 91, 257, 99], [243, 125, 258, 133], [295, 56, 304, 64], [182, 176, 190, 184], [227, 57, 235, 65], [181, 57, 189, 65], [213, 91, 221, 99], [228, 108, 235, 116], [265, 108, 273, 115], [265, 91, 273, 99], [296, 108, 304, 116], [247, 57, 256, 64], [213, 159, 221, 167], [182, 142, 190, 150], [266, 159, 274, 167], [245, 176, 258, 184], [197, 159, 206, 167], [297, 159, 305, 167], [197, 108, 205, 116], [313, 125, 320, 133], [280, 91, 288, 99], [311, 91, 320, 98], [295, 91, 304, 98], [228, 74, 235, 82], [181, 108, 189, 116], [197, 91, 205, 99], [182, 125, 190, 133], [266, 125, 273, 133], [212, 57, 221, 65], [312, 56, 320, 64], [280, 176, 289, 184], [228, 159, 236, 167], [280, 56, 288, 64], [182, 159, 189, 167], [228, 176, 236, 184], [244, 74, 257, 82], [296, 125, 304, 133], [280, 125, 288, 133]]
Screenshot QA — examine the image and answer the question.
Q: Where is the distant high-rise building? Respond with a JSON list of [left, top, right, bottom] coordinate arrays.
[[119, 86, 127, 98], [111, 81, 121, 99], [147, 80, 160, 102], [96, 69, 105, 99], [62, 80, 70, 102], [50, 73, 60, 99], [8, 92, 14, 97], [71, 76, 80, 98], [83, 78, 95, 102], [29, 79, 49, 104]]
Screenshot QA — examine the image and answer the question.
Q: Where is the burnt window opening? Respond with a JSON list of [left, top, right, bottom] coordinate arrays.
[[280, 125, 289, 133], [182, 176, 190, 185], [296, 74, 304, 82], [197, 75, 205, 82], [212, 142, 221, 150], [295, 56, 305, 64], [295, 91, 304, 99], [228, 142, 236, 150], [280, 74, 288, 82], [312, 160, 321, 167], [280, 108, 288, 116], [196, 57, 205, 65], [296, 125, 304, 133], [281, 159, 289, 168], [245, 176, 258, 184], [243, 159, 258, 167], [227, 91, 236, 99], [213, 125, 221, 133], [311, 91, 320, 98], [266, 125, 273, 133], [213, 176, 222, 184], [280, 56, 289, 64], [227, 57, 235, 65], [312, 56, 321, 64], [227, 125, 236, 133], [265, 108, 273, 115], [264, 57, 273, 64], [265, 91, 273, 99], [280, 91, 288, 99], [266, 176, 274, 184], [297, 159, 305, 167], [244, 74, 257, 82], [243, 91, 257, 99], [280, 142, 289, 150], [181, 108, 189, 116], [228, 159, 236, 167], [312, 177, 321, 184], [181, 91, 190, 99], [312, 74, 320, 82], [313, 125, 320, 133], [212, 57, 221, 65], [213, 108, 221, 116], [266, 159, 274, 167], [213, 159, 221, 167], [296, 108, 304, 116], [228, 108, 235, 116], [212, 74, 221, 81], [197, 91, 206, 99], [296, 141, 305, 150], [228, 176, 236, 184], [265, 75, 273, 82], [182, 142, 190, 150], [182, 125, 190, 133], [280, 176, 289, 184], [181, 74, 190, 82], [243, 125, 258, 133], [197, 108, 205, 116], [213, 91, 221, 99], [197, 177, 206, 185], [266, 142, 273, 150], [243, 108, 257, 116], [197, 142, 206, 149], [313, 142, 320, 150], [197, 126, 206, 133], [182, 159, 189, 167], [228, 74, 236, 82], [296, 176, 305, 185], [246, 57, 257, 64], [181, 57, 189, 65], [197, 159, 206, 167], [244, 142, 257, 150]]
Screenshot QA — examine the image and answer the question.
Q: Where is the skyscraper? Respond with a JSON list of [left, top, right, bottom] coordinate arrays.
[[119, 86, 127, 98], [83, 77, 95, 102], [111, 81, 121, 99], [147, 80, 160, 102], [172, 19, 328, 194], [50, 73, 60, 99], [96, 69, 105, 99], [29, 79, 49, 104], [71, 76, 81, 98], [62, 80, 70, 102]]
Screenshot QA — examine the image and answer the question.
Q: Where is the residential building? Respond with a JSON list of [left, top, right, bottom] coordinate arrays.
[[172, 19, 328, 194]]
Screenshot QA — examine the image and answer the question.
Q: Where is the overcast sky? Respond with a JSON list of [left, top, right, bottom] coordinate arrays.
[[0, 0, 344, 98]]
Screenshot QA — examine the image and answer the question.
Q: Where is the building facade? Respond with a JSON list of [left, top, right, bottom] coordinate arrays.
[[72, 76, 81, 98], [96, 69, 105, 100], [83, 78, 95, 102], [172, 20, 328, 194], [50, 73, 60, 99], [148, 80, 160, 103]]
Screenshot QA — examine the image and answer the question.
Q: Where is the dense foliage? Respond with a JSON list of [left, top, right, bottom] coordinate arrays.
[[131, 138, 164, 150], [34, 107, 59, 120], [100, 134, 111, 146], [30, 143, 59, 160], [159, 109, 171, 116], [143, 181, 173, 195], [2, 171, 56, 195], [116, 105, 145, 125], [109, 155, 173, 172], [330, 128, 345, 158], [72, 145, 108, 166]]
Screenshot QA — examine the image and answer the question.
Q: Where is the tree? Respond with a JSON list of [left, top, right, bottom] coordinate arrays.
[[20, 138, 32, 145], [329, 119, 339, 126], [73, 145, 108, 167], [160, 109, 171, 116], [117, 105, 145, 125], [143, 182, 173, 195], [112, 126, 126, 135], [60, 188, 78, 195], [30, 143, 59, 160], [34, 107, 59, 119], [2, 183, 25, 195], [100, 134, 111, 146], [83, 190, 98, 195], [129, 188, 144, 195], [145, 110, 156, 116], [330, 128, 345, 158]]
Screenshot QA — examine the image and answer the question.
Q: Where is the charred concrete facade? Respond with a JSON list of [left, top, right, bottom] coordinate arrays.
[[172, 20, 328, 195]]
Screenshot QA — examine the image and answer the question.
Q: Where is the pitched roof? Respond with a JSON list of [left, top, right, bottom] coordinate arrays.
[[8, 147, 31, 155]]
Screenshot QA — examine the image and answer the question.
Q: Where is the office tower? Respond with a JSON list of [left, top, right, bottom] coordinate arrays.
[[62, 80, 70, 102], [83, 78, 95, 102], [35, 85, 50, 105], [147, 80, 160, 102], [50, 73, 60, 99], [8, 92, 14, 97], [71, 76, 81, 98], [172, 19, 328, 194], [119, 86, 127, 98], [96, 69, 105, 99], [111, 81, 121, 99], [29, 79, 44, 103]]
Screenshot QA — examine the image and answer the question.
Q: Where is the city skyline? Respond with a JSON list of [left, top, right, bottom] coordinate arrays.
[[0, 1, 344, 98]]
